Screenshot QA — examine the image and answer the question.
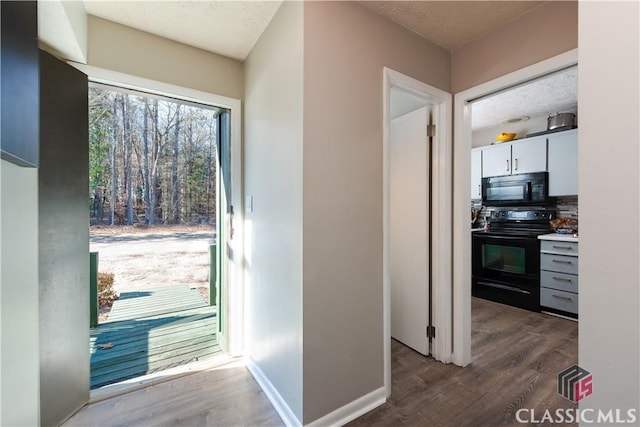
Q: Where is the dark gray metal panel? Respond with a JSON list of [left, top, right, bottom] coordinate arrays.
[[0, 1, 39, 167], [38, 50, 89, 426]]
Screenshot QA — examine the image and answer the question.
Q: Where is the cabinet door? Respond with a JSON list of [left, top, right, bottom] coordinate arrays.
[[511, 136, 547, 174], [482, 144, 511, 177], [548, 129, 578, 196], [471, 148, 482, 199]]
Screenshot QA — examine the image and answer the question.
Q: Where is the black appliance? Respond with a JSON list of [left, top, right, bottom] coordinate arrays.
[[482, 172, 550, 207], [472, 208, 556, 312]]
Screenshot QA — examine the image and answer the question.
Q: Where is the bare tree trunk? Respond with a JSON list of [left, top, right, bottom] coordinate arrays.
[[142, 99, 151, 224], [122, 94, 134, 225], [148, 99, 159, 225], [109, 97, 117, 225], [94, 187, 104, 224], [171, 105, 181, 223]]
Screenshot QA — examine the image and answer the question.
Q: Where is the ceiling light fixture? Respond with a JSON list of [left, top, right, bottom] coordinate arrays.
[[502, 116, 530, 124]]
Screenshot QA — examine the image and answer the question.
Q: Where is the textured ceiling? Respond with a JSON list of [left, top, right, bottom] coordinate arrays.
[[81, 1, 574, 131], [82, 1, 547, 61], [361, 1, 545, 51], [83, 1, 282, 60], [471, 66, 578, 131]]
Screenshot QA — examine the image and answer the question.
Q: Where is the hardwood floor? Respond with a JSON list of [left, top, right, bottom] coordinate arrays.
[[347, 297, 578, 426], [66, 297, 577, 427], [64, 360, 284, 427]]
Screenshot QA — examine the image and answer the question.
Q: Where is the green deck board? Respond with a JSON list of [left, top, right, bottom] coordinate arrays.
[[91, 334, 217, 372], [91, 312, 215, 344], [90, 320, 216, 354], [90, 284, 220, 389], [104, 284, 208, 322], [90, 346, 223, 388], [91, 321, 216, 363]]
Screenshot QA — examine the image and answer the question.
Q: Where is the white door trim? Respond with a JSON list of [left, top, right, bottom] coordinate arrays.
[[383, 67, 452, 397], [72, 62, 244, 356], [452, 48, 578, 366]]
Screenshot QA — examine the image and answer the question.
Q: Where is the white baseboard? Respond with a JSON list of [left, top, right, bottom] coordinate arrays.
[[245, 357, 302, 427], [306, 387, 386, 427], [246, 356, 385, 427]]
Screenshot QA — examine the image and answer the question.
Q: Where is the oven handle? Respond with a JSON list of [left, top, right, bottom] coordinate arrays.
[[472, 234, 534, 243], [476, 281, 531, 295]]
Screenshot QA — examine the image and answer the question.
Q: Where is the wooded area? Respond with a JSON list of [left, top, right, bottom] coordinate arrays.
[[89, 86, 221, 225]]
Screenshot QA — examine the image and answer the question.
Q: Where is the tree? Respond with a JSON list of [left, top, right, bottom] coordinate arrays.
[[171, 105, 181, 223], [88, 85, 220, 226], [121, 93, 134, 225]]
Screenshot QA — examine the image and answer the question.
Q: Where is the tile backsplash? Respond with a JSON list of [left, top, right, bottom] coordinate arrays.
[[471, 195, 578, 228], [555, 196, 579, 219]]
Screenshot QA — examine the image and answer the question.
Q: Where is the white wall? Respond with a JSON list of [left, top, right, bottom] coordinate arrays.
[[578, 0, 639, 417], [0, 160, 40, 426], [243, 2, 304, 423], [87, 15, 244, 100], [302, 2, 449, 423], [451, 1, 577, 93]]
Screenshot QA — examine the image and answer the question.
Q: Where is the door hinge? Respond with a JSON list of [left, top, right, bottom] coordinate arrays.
[[426, 325, 436, 339], [427, 124, 436, 138]]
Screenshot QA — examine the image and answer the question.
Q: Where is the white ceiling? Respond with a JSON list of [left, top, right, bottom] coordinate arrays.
[[79, 0, 576, 131], [83, 1, 282, 61], [82, 1, 548, 60], [471, 66, 578, 131], [361, 1, 545, 51]]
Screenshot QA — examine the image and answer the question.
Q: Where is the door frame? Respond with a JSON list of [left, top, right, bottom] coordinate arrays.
[[452, 48, 578, 366], [382, 67, 452, 397], [73, 63, 245, 356]]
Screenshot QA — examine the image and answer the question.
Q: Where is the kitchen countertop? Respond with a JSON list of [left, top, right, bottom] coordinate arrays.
[[538, 233, 579, 243]]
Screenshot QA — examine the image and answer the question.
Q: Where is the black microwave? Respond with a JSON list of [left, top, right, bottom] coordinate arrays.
[[482, 172, 550, 206]]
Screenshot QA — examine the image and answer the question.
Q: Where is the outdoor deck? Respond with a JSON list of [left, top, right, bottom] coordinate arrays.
[[90, 285, 220, 389]]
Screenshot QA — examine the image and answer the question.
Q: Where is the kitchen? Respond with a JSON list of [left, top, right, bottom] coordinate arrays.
[[470, 65, 579, 320]]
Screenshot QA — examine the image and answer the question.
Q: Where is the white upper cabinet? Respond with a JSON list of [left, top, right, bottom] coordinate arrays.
[[471, 148, 482, 199], [482, 143, 512, 177], [548, 129, 578, 196], [481, 135, 547, 177], [475, 128, 577, 198], [510, 136, 547, 174]]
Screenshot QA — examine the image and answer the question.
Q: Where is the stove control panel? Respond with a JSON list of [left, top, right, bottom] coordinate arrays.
[[491, 209, 556, 222]]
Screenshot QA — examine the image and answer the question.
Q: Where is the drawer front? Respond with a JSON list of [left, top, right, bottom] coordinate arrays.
[[541, 270, 579, 293], [541, 240, 578, 256], [541, 288, 578, 314], [540, 253, 579, 275]]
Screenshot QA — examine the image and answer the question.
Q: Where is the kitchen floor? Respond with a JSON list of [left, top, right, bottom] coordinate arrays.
[[347, 297, 578, 426]]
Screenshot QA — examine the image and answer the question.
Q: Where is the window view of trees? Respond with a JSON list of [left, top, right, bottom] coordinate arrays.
[[89, 86, 221, 226]]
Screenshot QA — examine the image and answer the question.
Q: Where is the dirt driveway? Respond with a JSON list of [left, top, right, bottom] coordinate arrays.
[[90, 225, 216, 297]]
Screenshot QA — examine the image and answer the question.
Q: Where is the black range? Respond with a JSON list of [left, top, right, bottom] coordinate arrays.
[[472, 208, 556, 312]]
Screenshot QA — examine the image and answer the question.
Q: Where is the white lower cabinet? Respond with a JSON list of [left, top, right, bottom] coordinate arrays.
[[539, 237, 579, 317]]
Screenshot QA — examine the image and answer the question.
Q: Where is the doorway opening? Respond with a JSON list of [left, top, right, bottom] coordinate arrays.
[[382, 67, 452, 397], [452, 49, 579, 366], [84, 75, 242, 391]]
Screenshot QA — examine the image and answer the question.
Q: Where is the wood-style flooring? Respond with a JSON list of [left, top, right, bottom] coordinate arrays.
[[347, 297, 578, 426], [68, 297, 577, 426], [65, 360, 284, 427]]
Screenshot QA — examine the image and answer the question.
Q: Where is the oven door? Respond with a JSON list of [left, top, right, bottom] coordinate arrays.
[[472, 233, 541, 311]]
